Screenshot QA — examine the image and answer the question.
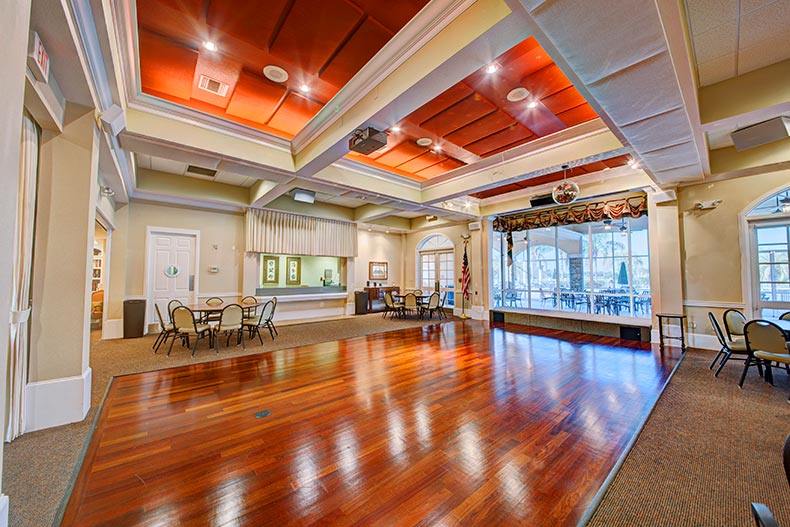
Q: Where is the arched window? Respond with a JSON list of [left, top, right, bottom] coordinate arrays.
[[746, 187, 790, 317], [417, 234, 455, 307]]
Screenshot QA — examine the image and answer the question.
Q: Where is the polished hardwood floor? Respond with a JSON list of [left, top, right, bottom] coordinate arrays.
[[60, 321, 681, 526]]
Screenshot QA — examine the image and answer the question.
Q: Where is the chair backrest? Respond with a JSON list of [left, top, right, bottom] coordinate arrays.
[[751, 502, 780, 527], [384, 292, 394, 308], [428, 292, 440, 308], [440, 292, 447, 307], [414, 289, 423, 296], [744, 320, 788, 355], [260, 300, 275, 322], [218, 304, 243, 328], [708, 312, 729, 348], [404, 293, 417, 309], [167, 299, 183, 322], [779, 311, 790, 321], [241, 296, 257, 305], [171, 306, 197, 332], [206, 297, 223, 306], [270, 296, 278, 313], [784, 434, 790, 489], [155, 303, 168, 330], [723, 309, 746, 339]]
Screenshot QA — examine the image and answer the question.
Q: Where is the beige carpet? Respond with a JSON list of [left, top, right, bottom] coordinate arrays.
[[589, 351, 790, 526], [3, 312, 455, 527]]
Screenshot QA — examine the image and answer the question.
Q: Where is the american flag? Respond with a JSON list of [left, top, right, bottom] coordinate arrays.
[[461, 243, 470, 300]]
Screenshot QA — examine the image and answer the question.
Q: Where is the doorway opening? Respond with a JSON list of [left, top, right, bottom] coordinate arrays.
[[90, 221, 107, 342]]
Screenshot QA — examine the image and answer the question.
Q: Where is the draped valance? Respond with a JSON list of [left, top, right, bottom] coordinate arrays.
[[493, 194, 648, 232], [246, 209, 358, 257]]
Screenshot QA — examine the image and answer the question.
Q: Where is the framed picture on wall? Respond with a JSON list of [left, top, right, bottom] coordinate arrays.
[[369, 261, 388, 280], [263, 255, 279, 284], [286, 257, 301, 285]]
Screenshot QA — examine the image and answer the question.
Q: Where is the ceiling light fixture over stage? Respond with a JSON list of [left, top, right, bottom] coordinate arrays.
[[551, 164, 580, 205]]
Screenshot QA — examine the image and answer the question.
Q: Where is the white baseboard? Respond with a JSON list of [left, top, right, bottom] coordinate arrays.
[[102, 318, 124, 339], [0, 494, 8, 527], [650, 329, 719, 351], [24, 368, 92, 433], [453, 305, 487, 320]]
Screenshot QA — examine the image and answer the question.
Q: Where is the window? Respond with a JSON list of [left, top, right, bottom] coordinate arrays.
[[492, 216, 651, 319], [747, 187, 790, 318], [417, 235, 455, 307]]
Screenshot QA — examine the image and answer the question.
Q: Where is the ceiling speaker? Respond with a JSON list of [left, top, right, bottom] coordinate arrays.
[[99, 105, 125, 137], [730, 117, 790, 151]]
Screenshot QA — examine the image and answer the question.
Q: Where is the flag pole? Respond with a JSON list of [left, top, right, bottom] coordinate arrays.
[[459, 236, 470, 319]]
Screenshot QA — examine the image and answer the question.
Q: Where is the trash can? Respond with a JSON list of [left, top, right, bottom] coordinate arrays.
[[354, 291, 369, 315], [123, 299, 146, 338]]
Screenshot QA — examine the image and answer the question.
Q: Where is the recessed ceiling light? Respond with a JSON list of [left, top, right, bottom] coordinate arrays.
[[485, 63, 499, 74], [628, 158, 639, 169], [202, 41, 217, 52], [507, 87, 529, 102], [299, 84, 310, 93], [433, 145, 442, 152], [263, 65, 288, 83], [416, 137, 432, 147], [385, 230, 390, 234], [527, 100, 539, 109], [390, 126, 401, 133]]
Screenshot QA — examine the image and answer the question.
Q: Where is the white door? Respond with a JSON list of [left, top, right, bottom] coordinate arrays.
[[147, 232, 196, 327]]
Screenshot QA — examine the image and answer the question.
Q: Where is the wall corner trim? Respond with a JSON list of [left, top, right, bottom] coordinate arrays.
[[24, 368, 92, 433]]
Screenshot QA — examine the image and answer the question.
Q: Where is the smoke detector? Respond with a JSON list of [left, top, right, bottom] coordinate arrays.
[[263, 65, 288, 83]]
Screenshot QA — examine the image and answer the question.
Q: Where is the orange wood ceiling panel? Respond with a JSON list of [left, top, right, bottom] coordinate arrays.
[[406, 83, 473, 125], [464, 124, 533, 157], [268, 93, 324, 136], [521, 64, 572, 99], [320, 17, 393, 87], [541, 86, 587, 115], [420, 94, 497, 137], [156, 0, 201, 18], [226, 70, 287, 125], [397, 151, 447, 172], [351, 0, 430, 34], [206, 0, 289, 49], [557, 103, 598, 127], [415, 158, 464, 178], [374, 141, 427, 167], [139, 29, 198, 101], [444, 110, 515, 147], [270, 0, 364, 75]]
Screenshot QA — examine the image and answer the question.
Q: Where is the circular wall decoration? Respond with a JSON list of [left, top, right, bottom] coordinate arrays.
[[164, 265, 180, 278]]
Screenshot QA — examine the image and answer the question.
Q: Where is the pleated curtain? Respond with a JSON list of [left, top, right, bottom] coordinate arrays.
[[246, 208, 358, 257], [6, 115, 40, 442]]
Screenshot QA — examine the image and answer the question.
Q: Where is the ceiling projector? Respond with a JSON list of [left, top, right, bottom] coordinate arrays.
[[349, 127, 387, 155]]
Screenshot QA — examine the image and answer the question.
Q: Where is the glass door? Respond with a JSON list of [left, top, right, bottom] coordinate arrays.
[[751, 222, 790, 318]]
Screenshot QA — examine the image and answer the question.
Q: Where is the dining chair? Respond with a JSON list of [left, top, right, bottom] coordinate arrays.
[[169, 306, 213, 357], [241, 295, 258, 318], [214, 304, 245, 351], [784, 434, 790, 489], [779, 311, 790, 321], [152, 303, 174, 354], [268, 297, 279, 337], [403, 293, 418, 317], [203, 296, 224, 323], [708, 312, 749, 377], [167, 299, 182, 323], [723, 309, 747, 342], [438, 292, 448, 319], [750, 322, 790, 398], [243, 304, 267, 345], [741, 320, 782, 388], [750, 503, 779, 527], [383, 292, 402, 319], [420, 292, 441, 319]]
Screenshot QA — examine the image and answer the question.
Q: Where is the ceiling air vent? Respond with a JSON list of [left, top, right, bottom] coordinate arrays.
[[185, 165, 217, 180], [198, 75, 229, 97]]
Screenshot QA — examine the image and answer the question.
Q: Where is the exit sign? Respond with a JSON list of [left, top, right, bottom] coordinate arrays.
[[27, 31, 50, 83]]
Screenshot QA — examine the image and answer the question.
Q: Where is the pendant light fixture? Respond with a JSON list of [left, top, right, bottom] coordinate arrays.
[[552, 164, 580, 205]]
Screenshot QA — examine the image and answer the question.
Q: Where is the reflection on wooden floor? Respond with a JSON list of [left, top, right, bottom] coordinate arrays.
[[60, 321, 681, 526]]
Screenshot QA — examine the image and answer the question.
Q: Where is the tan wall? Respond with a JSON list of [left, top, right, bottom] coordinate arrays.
[[30, 110, 99, 381], [404, 224, 484, 310], [354, 230, 404, 289], [124, 201, 245, 297], [106, 204, 128, 319], [678, 168, 790, 334], [1, 0, 33, 483]]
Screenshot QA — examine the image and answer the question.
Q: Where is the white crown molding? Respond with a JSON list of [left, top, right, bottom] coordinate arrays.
[[291, 0, 477, 152], [130, 192, 245, 213]]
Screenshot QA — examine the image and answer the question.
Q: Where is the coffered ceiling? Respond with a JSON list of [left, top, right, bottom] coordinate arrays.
[[87, 0, 788, 227]]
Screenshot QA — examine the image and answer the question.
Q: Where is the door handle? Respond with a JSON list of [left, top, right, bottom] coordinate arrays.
[[189, 275, 195, 292]]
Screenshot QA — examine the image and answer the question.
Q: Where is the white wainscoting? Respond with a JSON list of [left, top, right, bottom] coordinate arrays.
[[0, 494, 8, 527], [24, 367, 92, 433], [453, 305, 488, 320]]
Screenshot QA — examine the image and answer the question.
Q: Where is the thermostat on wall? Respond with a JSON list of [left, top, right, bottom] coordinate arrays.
[[208, 266, 219, 274]]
